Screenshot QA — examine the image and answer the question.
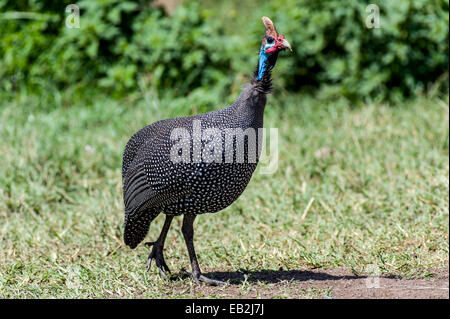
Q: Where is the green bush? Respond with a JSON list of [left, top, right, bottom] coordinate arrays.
[[0, 0, 448, 103], [0, 0, 237, 99], [0, 1, 64, 92]]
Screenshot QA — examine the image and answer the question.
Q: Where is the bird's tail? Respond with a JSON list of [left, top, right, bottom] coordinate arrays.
[[124, 206, 160, 249]]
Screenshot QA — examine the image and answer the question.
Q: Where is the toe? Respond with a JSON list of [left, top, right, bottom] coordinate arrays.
[[199, 275, 226, 286], [191, 274, 226, 286], [146, 257, 152, 271]]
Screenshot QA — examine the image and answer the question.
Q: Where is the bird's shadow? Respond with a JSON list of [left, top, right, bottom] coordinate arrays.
[[171, 268, 399, 285]]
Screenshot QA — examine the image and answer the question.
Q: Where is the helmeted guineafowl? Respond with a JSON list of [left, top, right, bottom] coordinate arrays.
[[122, 16, 291, 286]]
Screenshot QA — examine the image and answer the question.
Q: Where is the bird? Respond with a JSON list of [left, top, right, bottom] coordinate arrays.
[[122, 16, 291, 286]]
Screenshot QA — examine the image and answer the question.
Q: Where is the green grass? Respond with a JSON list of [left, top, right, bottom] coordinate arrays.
[[0, 91, 448, 298]]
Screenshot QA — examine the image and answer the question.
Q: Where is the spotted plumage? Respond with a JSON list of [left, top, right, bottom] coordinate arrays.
[[121, 17, 291, 285]]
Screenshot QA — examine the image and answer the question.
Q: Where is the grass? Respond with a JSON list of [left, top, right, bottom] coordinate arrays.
[[0, 91, 448, 298]]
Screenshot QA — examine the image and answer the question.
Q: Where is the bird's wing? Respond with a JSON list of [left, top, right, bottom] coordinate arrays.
[[123, 162, 189, 211], [122, 124, 156, 181], [123, 162, 190, 248]]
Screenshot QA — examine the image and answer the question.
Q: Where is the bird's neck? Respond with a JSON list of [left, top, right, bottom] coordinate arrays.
[[251, 46, 279, 94], [229, 84, 266, 130], [228, 47, 280, 127]]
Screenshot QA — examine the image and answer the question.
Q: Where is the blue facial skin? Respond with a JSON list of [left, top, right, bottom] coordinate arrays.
[[257, 41, 276, 80]]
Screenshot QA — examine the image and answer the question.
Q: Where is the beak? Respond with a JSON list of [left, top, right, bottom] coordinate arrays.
[[280, 38, 292, 51]]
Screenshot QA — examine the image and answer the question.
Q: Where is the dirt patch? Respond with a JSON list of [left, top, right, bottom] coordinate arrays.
[[170, 268, 449, 299]]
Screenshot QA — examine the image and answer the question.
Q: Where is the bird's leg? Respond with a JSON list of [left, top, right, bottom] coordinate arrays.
[[146, 215, 173, 279], [181, 214, 226, 286]]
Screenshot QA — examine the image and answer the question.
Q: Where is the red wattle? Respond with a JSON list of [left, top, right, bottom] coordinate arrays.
[[265, 46, 277, 54]]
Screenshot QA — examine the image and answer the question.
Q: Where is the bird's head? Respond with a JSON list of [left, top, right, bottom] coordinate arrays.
[[261, 16, 292, 54], [256, 17, 291, 81]]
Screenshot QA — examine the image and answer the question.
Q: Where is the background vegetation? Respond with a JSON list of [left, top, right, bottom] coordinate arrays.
[[0, 0, 448, 103], [0, 0, 448, 298]]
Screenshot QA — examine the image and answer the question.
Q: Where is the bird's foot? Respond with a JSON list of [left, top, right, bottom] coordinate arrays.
[[192, 274, 226, 286], [146, 243, 171, 279]]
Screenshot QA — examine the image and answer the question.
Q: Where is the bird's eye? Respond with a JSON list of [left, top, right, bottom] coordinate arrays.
[[266, 36, 274, 44]]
